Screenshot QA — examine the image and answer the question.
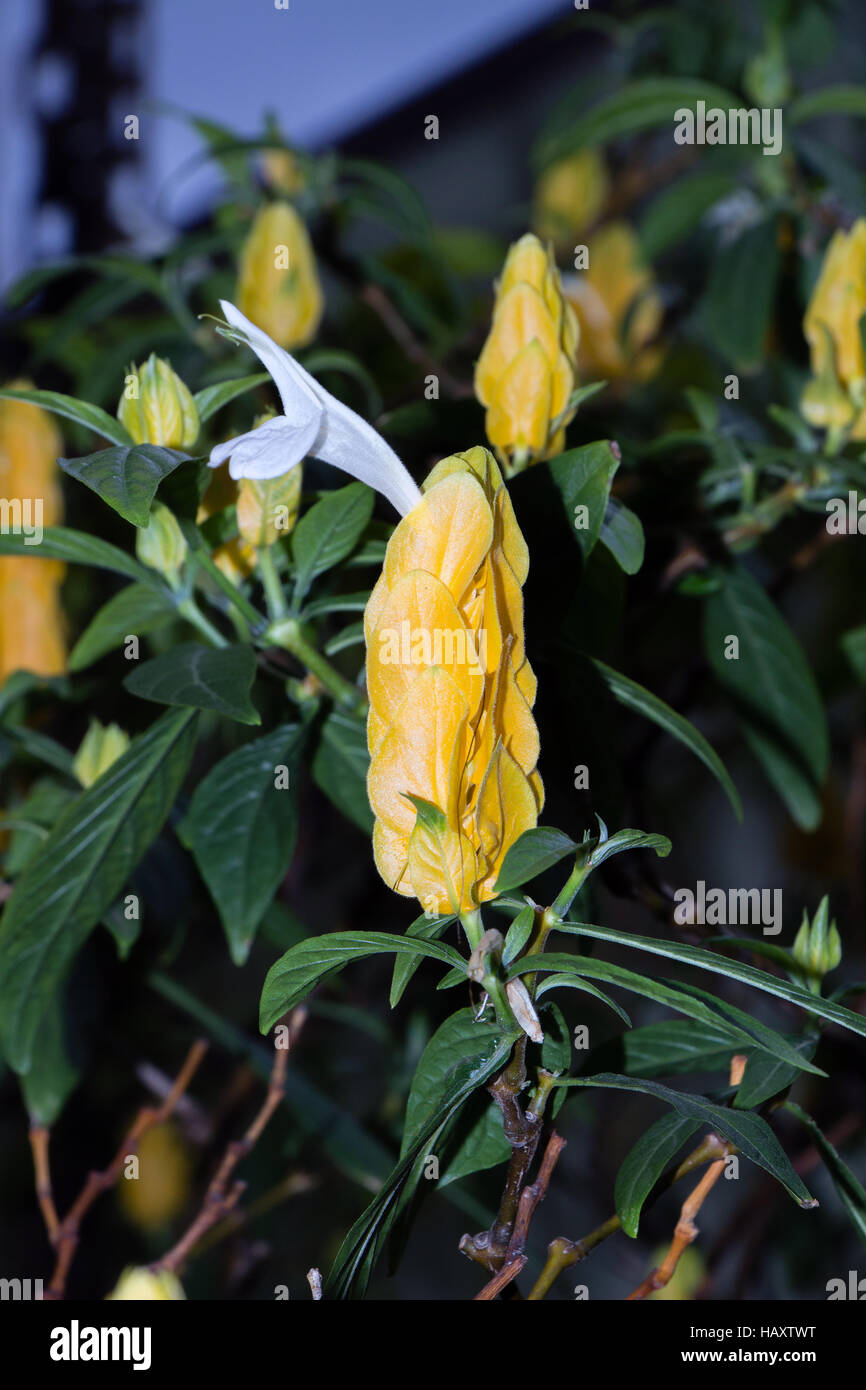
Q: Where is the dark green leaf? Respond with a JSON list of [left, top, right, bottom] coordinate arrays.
[[181, 724, 305, 964], [0, 709, 198, 1072], [260, 931, 465, 1032], [547, 442, 620, 562], [502, 903, 535, 967], [59, 444, 190, 527], [494, 826, 577, 894], [69, 583, 176, 671], [535, 973, 632, 1025], [703, 564, 829, 830], [19, 986, 80, 1127], [193, 372, 269, 423], [703, 216, 781, 368], [292, 483, 375, 604], [0, 526, 158, 587], [124, 642, 260, 725], [310, 707, 373, 833], [640, 170, 737, 259], [0, 386, 132, 447], [592, 659, 741, 819], [615, 1113, 701, 1237], [786, 1102, 866, 1250], [735, 1037, 818, 1110], [559, 1074, 817, 1207], [585, 825, 671, 871], [790, 85, 866, 124], [389, 913, 457, 1008], [599, 498, 645, 575]]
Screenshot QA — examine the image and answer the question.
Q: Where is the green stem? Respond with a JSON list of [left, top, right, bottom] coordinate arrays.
[[177, 598, 229, 648], [193, 550, 265, 629], [460, 908, 484, 952], [268, 617, 366, 713], [257, 546, 289, 622]]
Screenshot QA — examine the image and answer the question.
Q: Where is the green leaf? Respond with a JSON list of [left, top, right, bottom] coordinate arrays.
[[786, 1103, 866, 1250], [69, 583, 176, 671], [441, 1102, 509, 1187], [612, 1019, 745, 1078], [0, 386, 132, 447], [703, 564, 829, 830], [0, 709, 198, 1072], [193, 372, 269, 423], [389, 913, 457, 1008], [535, 974, 632, 1025], [19, 986, 80, 1127], [181, 723, 305, 964], [401, 1010, 506, 1156], [703, 216, 781, 368], [599, 498, 645, 575], [735, 1037, 818, 1110], [592, 659, 742, 819], [535, 78, 741, 165], [640, 170, 737, 259], [558, 1074, 817, 1208], [547, 441, 621, 562], [494, 826, 577, 894], [502, 903, 535, 967], [584, 825, 671, 872], [59, 444, 190, 527], [292, 483, 375, 605], [326, 1018, 511, 1298], [549, 921, 866, 1042], [615, 1113, 701, 1238], [841, 625, 866, 684], [310, 707, 373, 833], [260, 931, 465, 1032], [124, 642, 260, 725], [0, 526, 159, 587], [790, 85, 866, 124]]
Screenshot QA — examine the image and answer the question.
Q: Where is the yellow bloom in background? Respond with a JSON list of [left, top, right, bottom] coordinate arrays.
[[237, 202, 323, 350], [106, 1267, 186, 1301], [533, 149, 610, 246], [261, 145, 306, 197], [475, 234, 580, 474], [564, 222, 663, 385], [196, 460, 257, 584], [235, 413, 303, 547], [0, 388, 66, 685], [73, 720, 131, 788], [117, 1122, 192, 1232], [801, 219, 866, 440], [117, 354, 199, 449], [365, 446, 542, 916]]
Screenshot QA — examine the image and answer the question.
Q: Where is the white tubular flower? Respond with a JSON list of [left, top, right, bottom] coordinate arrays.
[[208, 300, 422, 517]]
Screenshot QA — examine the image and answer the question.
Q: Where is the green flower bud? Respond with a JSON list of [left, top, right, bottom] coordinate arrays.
[[136, 502, 188, 586], [118, 354, 199, 449], [792, 896, 842, 994], [73, 719, 130, 788]]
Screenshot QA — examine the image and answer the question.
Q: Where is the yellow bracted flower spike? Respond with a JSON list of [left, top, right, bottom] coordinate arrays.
[[475, 234, 580, 474], [565, 222, 663, 385], [801, 219, 866, 440], [0, 388, 66, 685], [365, 447, 543, 916], [237, 202, 323, 350]]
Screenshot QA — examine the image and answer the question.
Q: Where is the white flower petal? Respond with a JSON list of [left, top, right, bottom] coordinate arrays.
[[217, 299, 422, 517], [208, 416, 316, 481]]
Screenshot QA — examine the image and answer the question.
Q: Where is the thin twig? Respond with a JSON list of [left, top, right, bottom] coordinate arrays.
[[28, 1126, 60, 1241], [360, 284, 473, 400], [153, 1010, 306, 1276], [42, 1039, 208, 1300], [474, 1255, 528, 1301]]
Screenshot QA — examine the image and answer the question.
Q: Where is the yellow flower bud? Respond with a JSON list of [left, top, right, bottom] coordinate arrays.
[[792, 896, 842, 994], [261, 146, 305, 196], [564, 222, 663, 385], [236, 202, 323, 350], [73, 719, 130, 788], [117, 1122, 192, 1231], [475, 234, 580, 474], [235, 413, 302, 547], [0, 386, 66, 684], [533, 149, 609, 245], [117, 354, 199, 449], [801, 220, 866, 440], [365, 446, 542, 915], [136, 502, 188, 585], [106, 1267, 186, 1300]]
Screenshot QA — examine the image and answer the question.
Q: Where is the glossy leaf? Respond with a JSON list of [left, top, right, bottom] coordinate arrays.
[[292, 483, 375, 605], [0, 386, 132, 447], [59, 445, 191, 527], [615, 1113, 701, 1238], [125, 642, 261, 725], [69, 583, 176, 671]]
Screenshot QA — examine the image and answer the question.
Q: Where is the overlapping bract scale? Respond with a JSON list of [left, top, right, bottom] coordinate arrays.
[[365, 447, 542, 915]]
